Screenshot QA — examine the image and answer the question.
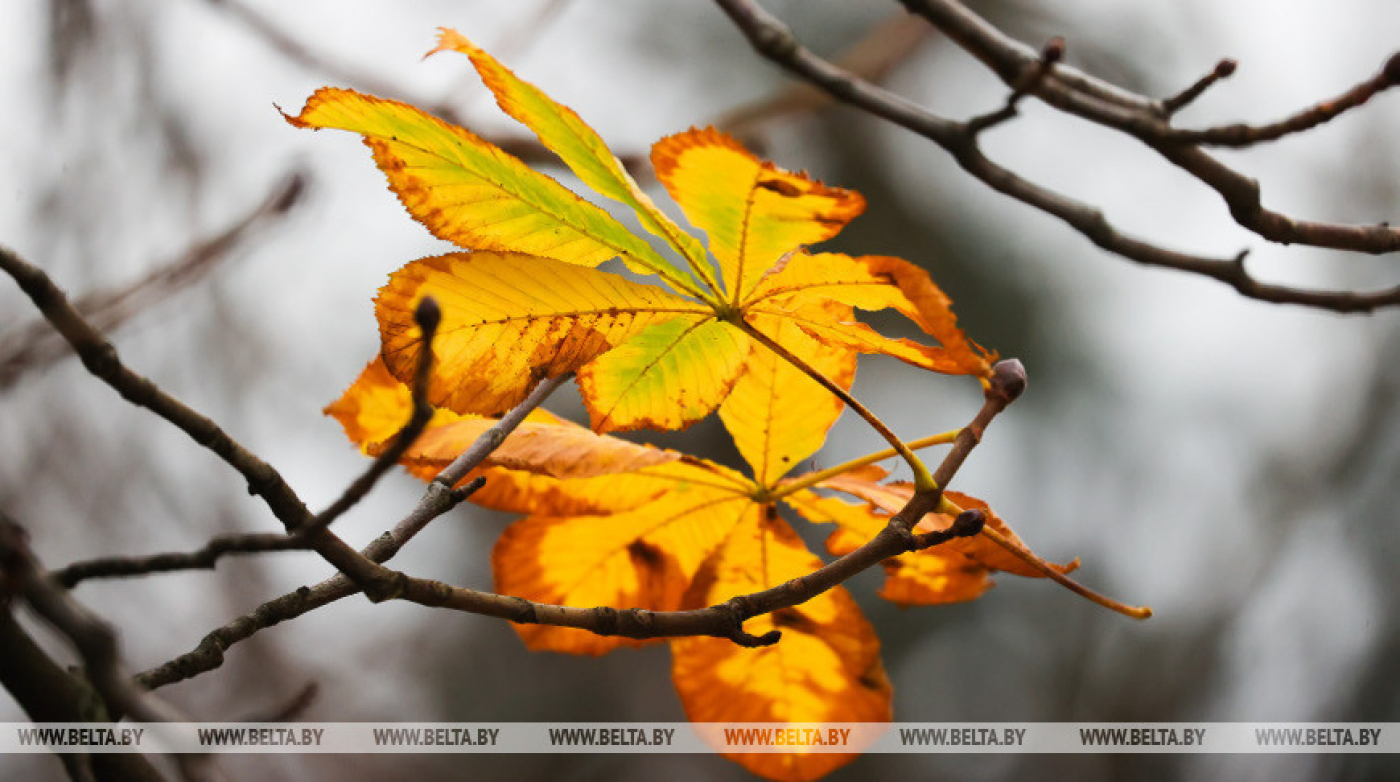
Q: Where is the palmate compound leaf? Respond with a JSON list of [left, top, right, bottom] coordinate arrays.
[[325, 349, 1068, 781], [296, 34, 993, 434], [311, 34, 1021, 780]]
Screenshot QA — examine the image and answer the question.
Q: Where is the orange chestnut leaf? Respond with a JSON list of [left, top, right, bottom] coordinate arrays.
[[652, 127, 864, 304], [747, 252, 994, 378], [375, 251, 709, 418], [816, 472, 1074, 581], [282, 88, 696, 292], [786, 490, 996, 606], [672, 508, 890, 781], [429, 28, 717, 295]]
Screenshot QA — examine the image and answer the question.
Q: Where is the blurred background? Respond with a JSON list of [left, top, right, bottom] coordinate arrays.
[[1, 0, 1398, 780]]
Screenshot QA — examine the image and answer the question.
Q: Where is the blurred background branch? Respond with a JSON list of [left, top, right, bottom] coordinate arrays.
[[0, 170, 307, 391]]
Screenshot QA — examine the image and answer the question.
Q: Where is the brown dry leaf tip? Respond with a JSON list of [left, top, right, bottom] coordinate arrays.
[[1384, 52, 1400, 84], [988, 358, 1027, 404], [413, 295, 441, 334], [1215, 59, 1238, 79]]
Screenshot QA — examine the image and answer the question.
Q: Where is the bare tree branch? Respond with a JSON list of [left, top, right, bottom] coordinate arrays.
[[324, 357, 1151, 648], [0, 245, 320, 530], [0, 518, 188, 727], [0, 610, 165, 782], [899, 0, 1400, 253], [50, 295, 443, 587], [297, 299, 441, 535], [714, 0, 1400, 312], [1166, 61, 1397, 145], [717, 11, 933, 142], [52, 533, 304, 588], [1161, 59, 1237, 115], [137, 370, 582, 691], [0, 514, 213, 782], [4, 245, 1132, 693], [138, 377, 574, 690]]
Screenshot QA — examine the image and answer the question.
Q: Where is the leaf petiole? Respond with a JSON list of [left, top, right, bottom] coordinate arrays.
[[734, 318, 939, 492], [770, 429, 961, 500]]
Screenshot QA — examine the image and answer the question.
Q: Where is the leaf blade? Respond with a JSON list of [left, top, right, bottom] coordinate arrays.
[[492, 462, 753, 655], [430, 30, 717, 296], [578, 317, 753, 433], [814, 474, 1072, 583], [653, 128, 865, 304], [719, 305, 857, 484], [285, 87, 692, 289], [375, 252, 709, 416], [786, 489, 993, 605], [671, 508, 890, 781], [748, 252, 993, 377]]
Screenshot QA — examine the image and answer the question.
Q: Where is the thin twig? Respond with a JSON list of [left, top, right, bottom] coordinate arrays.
[[0, 245, 316, 530], [896, 0, 1400, 251], [1162, 59, 1237, 115], [0, 245, 422, 640], [296, 297, 441, 535], [716, 11, 933, 141], [965, 36, 1063, 135], [52, 534, 303, 588], [1165, 55, 1400, 145], [0, 170, 307, 389], [138, 372, 569, 690], [52, 297, 442, 587]]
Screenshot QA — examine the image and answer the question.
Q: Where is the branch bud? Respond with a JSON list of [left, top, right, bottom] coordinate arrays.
[[1214, 59, 1238, 78], [949, 508, 987, 537], [1042, 37, 1065, 64], [988, 358, 1027, 404], [414, 296, 442, 335], [1384, 51, 1400, 85]]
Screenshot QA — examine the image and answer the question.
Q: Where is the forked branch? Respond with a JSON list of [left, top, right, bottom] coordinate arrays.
[[715, 0, 1400, 312], [3, 243, 1134, 697]]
